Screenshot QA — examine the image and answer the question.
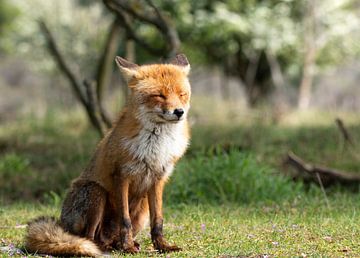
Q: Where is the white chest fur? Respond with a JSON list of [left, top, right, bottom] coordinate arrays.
[[121, 121, 188, 179]]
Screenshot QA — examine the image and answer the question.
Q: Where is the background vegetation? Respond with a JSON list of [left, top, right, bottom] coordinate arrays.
[[1, 0, 360, 257]]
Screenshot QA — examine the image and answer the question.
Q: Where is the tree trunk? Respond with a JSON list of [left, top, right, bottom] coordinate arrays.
[[244, 52, 260, 107], [298, 0, 316, 110], [266, 50, 285, 90], [220, 72, 230, 100], [221, 57, 231, 100]]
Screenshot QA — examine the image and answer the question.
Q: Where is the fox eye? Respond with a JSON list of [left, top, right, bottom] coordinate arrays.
[[180, 92, 187, 97], [152, 94, 166, 100]]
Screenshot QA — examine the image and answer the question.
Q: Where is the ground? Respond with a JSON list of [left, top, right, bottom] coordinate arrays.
[[0, 105, 360, 257]]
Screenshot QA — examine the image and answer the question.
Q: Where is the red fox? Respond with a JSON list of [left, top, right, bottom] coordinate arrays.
[[24, 54, 191, 256]]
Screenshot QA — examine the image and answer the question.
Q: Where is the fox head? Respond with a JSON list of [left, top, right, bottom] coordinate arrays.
[[115, 54, 191, 124]]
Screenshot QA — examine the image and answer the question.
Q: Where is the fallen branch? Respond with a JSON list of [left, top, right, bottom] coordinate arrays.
[[285, 151, 360, 187]]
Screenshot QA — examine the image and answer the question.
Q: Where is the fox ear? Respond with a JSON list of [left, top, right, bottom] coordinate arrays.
[[115, 56, 139, 81], [170, 53, 190, 75]]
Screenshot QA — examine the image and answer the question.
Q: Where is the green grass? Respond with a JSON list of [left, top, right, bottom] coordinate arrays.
[[1, 109, 360, 257], [167, 151, 305, 205], [190, 123, 360, 172], [2, 199, 360, 257]]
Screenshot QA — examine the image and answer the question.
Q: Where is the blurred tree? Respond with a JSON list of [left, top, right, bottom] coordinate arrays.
[[155, 0, 360, 106], [4, 0, 360, 133], [298, 0, 360, 109], [38, 0, 181, 136], [161, 0, 304, 105]]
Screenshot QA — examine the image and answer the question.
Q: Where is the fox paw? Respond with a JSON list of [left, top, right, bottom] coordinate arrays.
[[133, 240, 141, 251], [124, 241, 141, 253], [153, 240, 181, 253], [123, 245, 140, 254], [158, 244, 182, 253], [116, 240, 140, 253]]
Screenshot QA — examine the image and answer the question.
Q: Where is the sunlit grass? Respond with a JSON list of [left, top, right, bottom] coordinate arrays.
[[2, 199, 360, 257]]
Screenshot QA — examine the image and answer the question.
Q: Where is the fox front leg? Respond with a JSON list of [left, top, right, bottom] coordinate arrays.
[[148, 179, 181, 253], [116, 178, 139, 253]]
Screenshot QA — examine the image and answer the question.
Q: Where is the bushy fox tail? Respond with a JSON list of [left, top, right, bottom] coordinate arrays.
[[25, 216, 102, 257]]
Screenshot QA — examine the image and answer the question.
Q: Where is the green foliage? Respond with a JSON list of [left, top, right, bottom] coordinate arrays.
[[0, 0, 19, 51], [314, 0, 360, 68], [167, 151, 304, 205], [188, 106, 360, 173], [0, 111, 97, 203], [152, 0, 360, 102], [0, 153, 30, 175], [43, 191, 63, 207], [0, 0, 18, 30], [6, 0, 360, 75], [1, 0, 358, 107], [0, 153, 32, 201]]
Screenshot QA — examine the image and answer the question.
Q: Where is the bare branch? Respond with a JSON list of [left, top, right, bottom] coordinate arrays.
[[144, 0, 164, 20], [103, 0, 162, 55], [83, 80, 106, 136], [39, 20, 87, 107], [98, 104, 113, 129], [103, 0, 180, 58], [39, 20, 105, 137], [144, 0, 180, 58], [118, 10, 163, 55], [110, 0, 161, 28]]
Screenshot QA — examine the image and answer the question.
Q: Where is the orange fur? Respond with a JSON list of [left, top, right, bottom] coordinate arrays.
[[24, 54, 191, 256]]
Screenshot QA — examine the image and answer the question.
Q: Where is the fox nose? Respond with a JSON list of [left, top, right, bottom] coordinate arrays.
[[173, 108, 184, 119]]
